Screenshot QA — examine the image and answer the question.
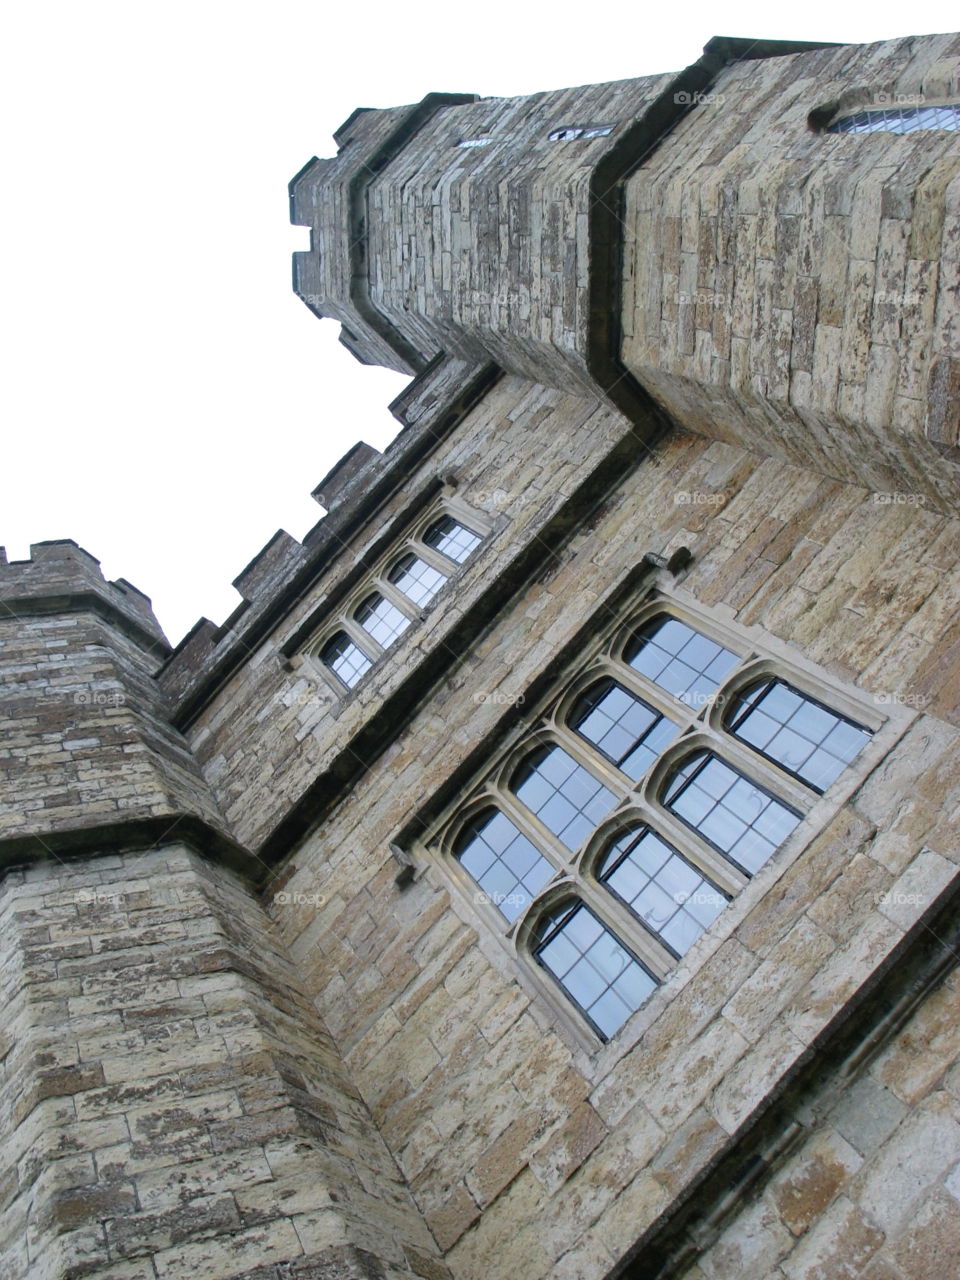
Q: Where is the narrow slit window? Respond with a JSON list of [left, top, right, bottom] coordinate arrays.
[[827, 104, 960, 134], [454, 808, 555, 922], [663, 751, 800, 875], [534, 900, 656, 1039], [625, 616, 739, 706], [321, 632, 373, 689], [570, 678, 678, 781], [388, 553, 447, 607], [599, 827, 726, 957], [354, 593, 410, 648], [423, 516, 482, 564], [512, 745, 617, 850], [726, 679, 872, 792], [548, 124, 613, 141]]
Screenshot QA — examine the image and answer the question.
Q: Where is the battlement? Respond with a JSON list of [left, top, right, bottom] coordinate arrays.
[[0, 539, 169, 656], [291, 33, 960, 503], [290, 92, 477, 374], [157, 355, 494, 723], [3, 34, 960, 1280]]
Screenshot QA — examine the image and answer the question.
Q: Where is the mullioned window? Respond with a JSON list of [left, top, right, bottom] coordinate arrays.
[[305, 500, 488, 693], [421, 596, 881, 1044]]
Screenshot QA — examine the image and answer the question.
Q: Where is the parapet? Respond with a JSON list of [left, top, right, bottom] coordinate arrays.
[[0, 539, 169, 656], [157, 357, 498, 726], [290, 92, 478, 375], [311, 441, 382, 510]]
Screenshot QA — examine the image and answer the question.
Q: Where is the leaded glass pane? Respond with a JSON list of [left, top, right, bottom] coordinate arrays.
[[625, 616, 739, 707], [828, 105, 960, 134], [726, 679, 871, 792], [599, 827, 726, 956], [663, 752, 801, 874], [354, 593, 410, 648], [570, 679, 678, 781], [387, 553, 447, 607], [423, 516, 482, 564], [321, 632, 373, 689], [512, 745, 617, 850], [455, 809, 555, 922], [534, 901, 656, 1038]]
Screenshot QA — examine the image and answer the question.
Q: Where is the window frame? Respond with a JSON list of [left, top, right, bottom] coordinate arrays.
[[721, 674, 874, 795], [302, 495, 491, 695], [530, 895, 660, 1042], [825, 102, 960, 134], [414, 585, 899, 1054], [547, 123, 615, 141]]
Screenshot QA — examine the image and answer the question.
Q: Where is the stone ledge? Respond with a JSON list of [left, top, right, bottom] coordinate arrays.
[[0, 814, 260, 884]]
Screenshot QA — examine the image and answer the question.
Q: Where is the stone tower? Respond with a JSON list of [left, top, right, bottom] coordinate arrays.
[[2, 31, 960, 1280]]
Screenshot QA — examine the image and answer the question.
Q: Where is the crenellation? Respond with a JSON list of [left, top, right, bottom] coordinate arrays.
[[4, 28, 960, 1280], [0, 540, 168, 654]]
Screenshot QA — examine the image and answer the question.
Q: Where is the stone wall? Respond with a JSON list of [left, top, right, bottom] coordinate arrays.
[[178, 377, 640, 855], [252, 419, 960, 1278], [292, 76, 674, 393], [291, 102, 419, 374], [0, 543, 226, 850], [0, 845, 445, 1279], [683, 962, 960, 1279], [621, 34, 960, 509], [363, 75, 672, 393]]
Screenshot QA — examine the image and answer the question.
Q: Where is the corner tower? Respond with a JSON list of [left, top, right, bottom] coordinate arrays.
[[292, 34, 960, 506], [0, 544, 448, 1277], [291, 38, 834, 423]]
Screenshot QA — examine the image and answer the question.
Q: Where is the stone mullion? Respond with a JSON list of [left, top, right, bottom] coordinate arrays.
[[411, 540, 457, 578], [374, 576, 423, 623], [341, 615, 385, 660]]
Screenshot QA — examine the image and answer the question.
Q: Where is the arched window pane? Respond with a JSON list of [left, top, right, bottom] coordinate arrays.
[[423, 516, 482, 564], [321, 632, 372, 689], [570, 678, 678, 781], [726, 679, 872, 792], [354, 593, 410, 648], [454, 809, 555, 922], [534, 900, 656, 1038], [599, 827, 726, 956], [388, 553, 447, 607], [625, 616, 738, 706], [828, 104, 960, 134], [512, 745, 617, 850], [663, 751, 800, 875]]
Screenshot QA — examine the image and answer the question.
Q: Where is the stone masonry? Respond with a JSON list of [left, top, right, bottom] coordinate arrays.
[[2, 30, 960, 1280]]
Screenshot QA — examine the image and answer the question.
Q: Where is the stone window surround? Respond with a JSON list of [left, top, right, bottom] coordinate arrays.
[[825, 102, 960, 134], [454, 123, 616, 149], [547, 124, 616, 141], [412, 583, 910, 1063], [809, 90, 960, 134], [301, 492, 491, 698]]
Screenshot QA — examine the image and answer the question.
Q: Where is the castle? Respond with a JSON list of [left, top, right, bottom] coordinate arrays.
[[2, 30, 960, 1280]]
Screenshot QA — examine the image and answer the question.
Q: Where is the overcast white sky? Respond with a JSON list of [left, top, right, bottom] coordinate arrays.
[[2, 2, 955, 644]]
